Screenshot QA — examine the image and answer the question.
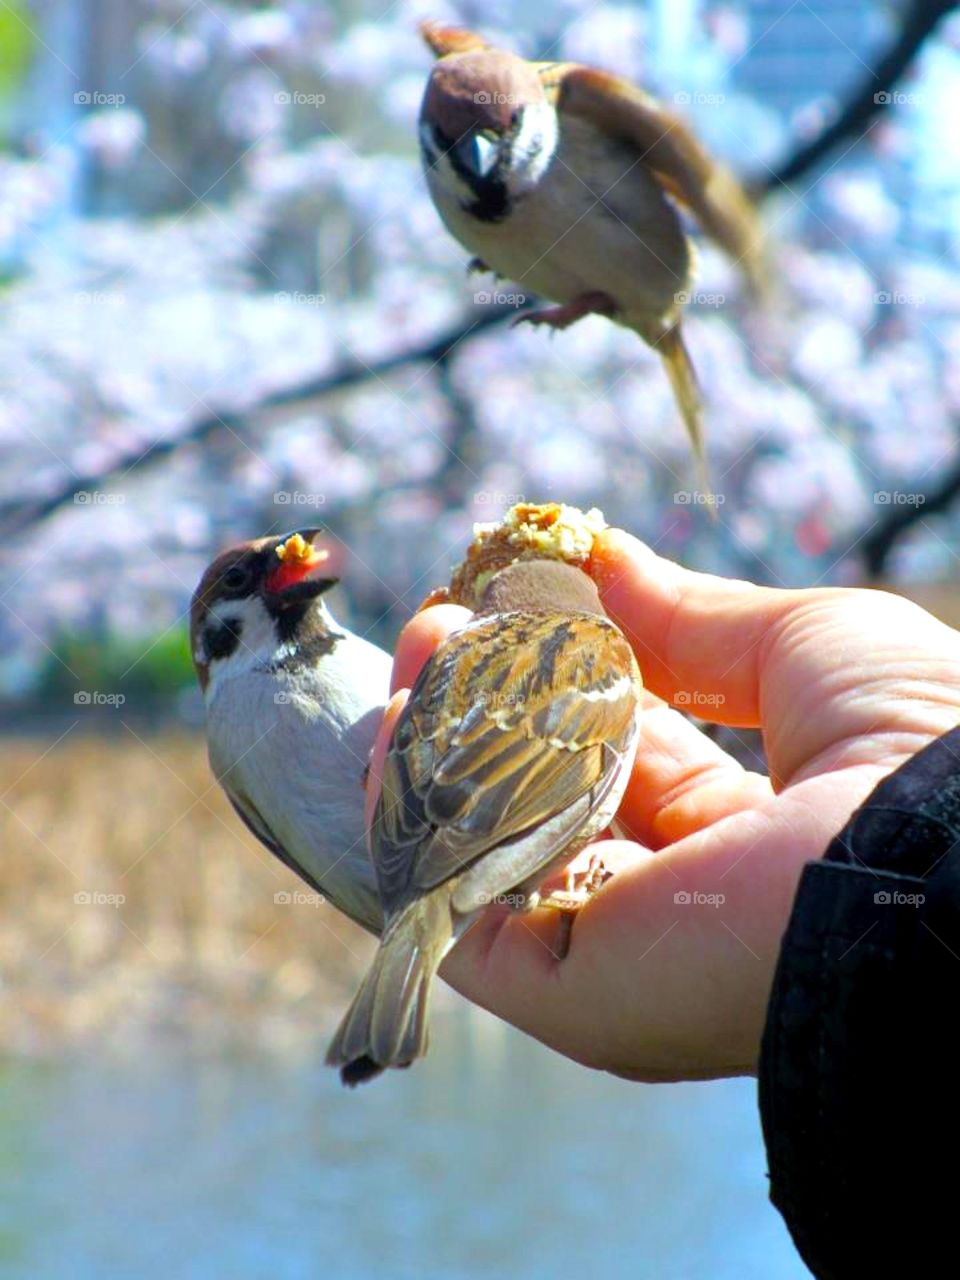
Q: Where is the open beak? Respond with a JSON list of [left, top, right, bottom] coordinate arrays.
[[264, 529, 339, 604]]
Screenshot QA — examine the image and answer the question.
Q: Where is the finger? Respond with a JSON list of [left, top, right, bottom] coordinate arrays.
[[391, 604, 472, 694], [364, 689, 408, 830], [442, 760, 901, 1079], [439, 826, 782, 1080], [591, 527, 804, 726], [619, 700, 773, 848]]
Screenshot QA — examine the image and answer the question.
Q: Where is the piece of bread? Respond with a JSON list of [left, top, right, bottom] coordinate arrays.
[[423, 502, 608, 610]]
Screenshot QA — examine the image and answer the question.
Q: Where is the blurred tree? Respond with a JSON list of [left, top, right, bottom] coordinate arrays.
[[0, 0, 33, 137], [762, 0, 960, 193]]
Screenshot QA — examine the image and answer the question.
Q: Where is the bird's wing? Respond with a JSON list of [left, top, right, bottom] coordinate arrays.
[[547, 65, 765, 294], [371, 611, 640, 918], [420, 21, 490, 58], [228, 790, 325, 892]]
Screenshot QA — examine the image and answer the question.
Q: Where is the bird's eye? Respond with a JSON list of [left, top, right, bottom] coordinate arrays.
[[222, 564, 251, 592]]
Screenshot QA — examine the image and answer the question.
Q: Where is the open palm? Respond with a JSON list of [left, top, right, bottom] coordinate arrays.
[[372, 529, 960, 1081]]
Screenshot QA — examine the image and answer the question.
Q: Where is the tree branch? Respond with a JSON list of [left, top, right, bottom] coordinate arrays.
[[0, 304, 514, 538], [759, 0, 958, 195], [860, 452, 960, 579]]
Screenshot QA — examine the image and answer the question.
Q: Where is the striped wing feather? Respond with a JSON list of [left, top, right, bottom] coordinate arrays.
[[372, 611, 639, 919]]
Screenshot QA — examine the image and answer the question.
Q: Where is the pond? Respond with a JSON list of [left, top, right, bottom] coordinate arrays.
[[0, 1005, 807, 1279]]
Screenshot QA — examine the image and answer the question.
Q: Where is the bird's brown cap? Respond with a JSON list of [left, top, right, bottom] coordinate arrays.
[[421, 49, 546, 140]]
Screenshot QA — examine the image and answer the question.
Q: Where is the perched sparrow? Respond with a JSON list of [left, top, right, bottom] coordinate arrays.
[[190, 530, 392, 935], [326, 558, 642, 1085], [418, 22, 765, 480]]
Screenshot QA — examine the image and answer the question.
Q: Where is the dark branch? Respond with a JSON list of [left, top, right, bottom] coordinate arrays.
[[859, 451, 960, 579], [0, 304, 515, 538], [757, 0, 960, 576], [759, 0, 958, 195]]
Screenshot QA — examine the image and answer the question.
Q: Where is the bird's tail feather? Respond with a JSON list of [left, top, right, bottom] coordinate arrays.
[[325, 892, 453, 1086], [654, 325, 716, 513]]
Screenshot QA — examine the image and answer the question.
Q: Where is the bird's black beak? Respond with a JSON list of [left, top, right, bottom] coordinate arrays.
[[273, 575, 340, 606], [264, 529, 340, 605]]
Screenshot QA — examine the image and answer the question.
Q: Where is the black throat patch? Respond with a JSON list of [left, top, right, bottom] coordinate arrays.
[[430, 125, 512, 223], [464, 178, 510, 223], [265, 626, 343, 674]]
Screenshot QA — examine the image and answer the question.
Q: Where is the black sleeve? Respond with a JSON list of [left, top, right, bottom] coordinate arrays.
[[759, 727, 960, 1280]]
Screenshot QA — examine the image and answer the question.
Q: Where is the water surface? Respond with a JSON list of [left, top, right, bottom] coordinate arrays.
[[0, 1008, 808, 1279]]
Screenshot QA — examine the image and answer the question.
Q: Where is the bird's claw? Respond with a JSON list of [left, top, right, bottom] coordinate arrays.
[[530, 852, 613, 960], [511, 292, 618, 332]]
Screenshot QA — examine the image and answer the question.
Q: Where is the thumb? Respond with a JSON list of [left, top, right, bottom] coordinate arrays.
[[591, 528, 806, 727]]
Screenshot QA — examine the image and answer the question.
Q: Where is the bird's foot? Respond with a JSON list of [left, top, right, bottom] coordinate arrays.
[[529, 853, 613, 959], [511, 291, 618, 332]]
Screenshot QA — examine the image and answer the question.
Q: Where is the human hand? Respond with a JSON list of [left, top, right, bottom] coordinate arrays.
[[370, 530, 960, 1081]]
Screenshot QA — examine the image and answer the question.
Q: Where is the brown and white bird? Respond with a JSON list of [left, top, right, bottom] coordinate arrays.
[[418, 21, 765, 483], [190, 530, 392, 935], [325, 558, 642, 1085]]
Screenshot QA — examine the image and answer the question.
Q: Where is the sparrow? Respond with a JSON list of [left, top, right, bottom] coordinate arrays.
[[418, 21, 766, 484], [190, 530, 393, 935], [325, 557, 642, 1085]]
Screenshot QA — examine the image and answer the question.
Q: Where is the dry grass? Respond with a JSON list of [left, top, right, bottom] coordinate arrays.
[[0, 730, 377, 1055]]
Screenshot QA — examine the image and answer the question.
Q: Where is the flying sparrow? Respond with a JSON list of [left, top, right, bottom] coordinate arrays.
[[190, 530, 393, 935], [418, 21, 765, 483], [325, 556, 642, 1085]]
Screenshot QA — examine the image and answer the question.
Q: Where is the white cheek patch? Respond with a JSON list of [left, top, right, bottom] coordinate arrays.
[[204, 596, 282, 695], [509, 102, 558, 191]]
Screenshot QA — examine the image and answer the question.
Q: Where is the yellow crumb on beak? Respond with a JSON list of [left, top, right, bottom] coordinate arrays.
[[275, 533, 326, 566]]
